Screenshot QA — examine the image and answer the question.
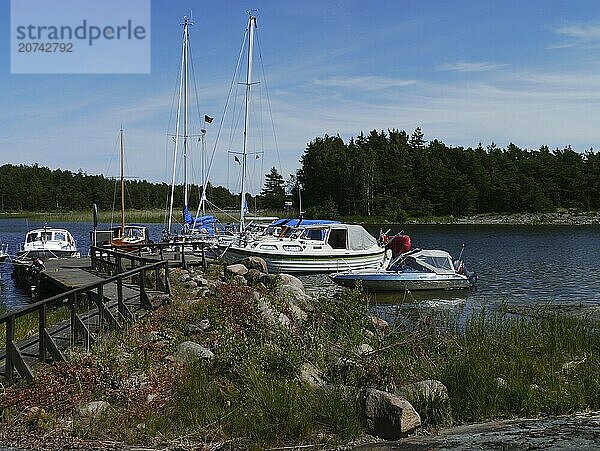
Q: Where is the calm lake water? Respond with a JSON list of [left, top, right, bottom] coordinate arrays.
[[1, 219, 599, 315]]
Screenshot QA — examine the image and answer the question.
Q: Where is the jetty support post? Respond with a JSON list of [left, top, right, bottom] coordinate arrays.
[[139, 268, 152, 310], [5, 315, 33, 382]]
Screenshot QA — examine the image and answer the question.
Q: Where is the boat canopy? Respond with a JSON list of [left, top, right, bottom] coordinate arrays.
[[183, 206, 217, 227], [269, 218, 340, 227], [389, 249, 455, 275], [344, 224, 378, 250]]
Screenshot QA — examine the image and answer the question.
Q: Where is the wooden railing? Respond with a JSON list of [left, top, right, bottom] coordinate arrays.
[[0, 258, 170, 383], [90, 240, 213, 270]]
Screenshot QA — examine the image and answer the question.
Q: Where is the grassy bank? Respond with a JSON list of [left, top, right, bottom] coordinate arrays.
[[0, 270, 599, 449]]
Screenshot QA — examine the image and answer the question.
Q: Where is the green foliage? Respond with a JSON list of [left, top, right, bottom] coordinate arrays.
[[298, 129, 599, 217], [259, 166, 286, 210]]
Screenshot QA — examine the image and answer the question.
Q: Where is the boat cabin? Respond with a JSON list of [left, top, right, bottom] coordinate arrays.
[[389, 249, 456, 274], [25, 229, 76, 246]]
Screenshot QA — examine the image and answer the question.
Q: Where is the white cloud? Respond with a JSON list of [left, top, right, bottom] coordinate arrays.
[[552, 23, 600, 41], [314, 76, 417, 90], [438, 61, 507, 73]]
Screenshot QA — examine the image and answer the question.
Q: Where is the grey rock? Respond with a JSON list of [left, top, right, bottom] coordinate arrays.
[[300, 362, 325, 387], [79, 401, 110, 417], [183, 280, 198, 289], [362, 388, 421, 439], [279, 273, 304, 291], [178, 274, 191, 283], [226, 264, 248, 277], [193, 276, 209, 287], [237, 256, 268, 273], [279, 284, 307, 307], [398, 379, 449, 403], [174, 341, 214, 364]]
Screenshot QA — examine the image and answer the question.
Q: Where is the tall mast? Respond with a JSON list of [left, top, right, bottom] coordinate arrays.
[[183, 16, 189, 209], [167, 16, 189, 235], [240, 14, 256, 233], [120, 127, 125, 236]]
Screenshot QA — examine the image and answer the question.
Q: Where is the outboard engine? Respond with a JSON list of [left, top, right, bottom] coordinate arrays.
[[386, 234, 411, 258]]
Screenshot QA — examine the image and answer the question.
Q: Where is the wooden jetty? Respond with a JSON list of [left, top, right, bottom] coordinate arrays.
[[0, 241, 220, 383]]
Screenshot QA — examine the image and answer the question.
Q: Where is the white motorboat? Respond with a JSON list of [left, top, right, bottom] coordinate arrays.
[[330, 248, 477, 291], [17, 226, 80, 259], [220, 222, 386, 273], [0, 243, 8, 263]]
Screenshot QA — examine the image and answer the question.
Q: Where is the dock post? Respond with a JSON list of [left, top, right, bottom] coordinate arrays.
[[69, 293, 77, 345], [164, 260, 171, 295], [39, 304, 47, 363], [202, 243, 207, 271], [139, 269, 152, 310], [5, 315, 15, 382], [181, 244, 187, 270]]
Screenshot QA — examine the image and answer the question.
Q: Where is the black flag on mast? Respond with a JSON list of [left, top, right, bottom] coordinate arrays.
[[204, 115, 214, 123], [234, 155, 241, 164]]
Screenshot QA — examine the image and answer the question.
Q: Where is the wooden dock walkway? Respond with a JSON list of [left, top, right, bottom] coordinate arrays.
[[1, 248, 173, 383]]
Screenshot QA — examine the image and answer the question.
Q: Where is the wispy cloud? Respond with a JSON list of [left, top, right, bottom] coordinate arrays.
[[552, 23, 600, 41], [438, 61, 507, 73], [549, 22, 600, 49], [314, 76, 418, 90]]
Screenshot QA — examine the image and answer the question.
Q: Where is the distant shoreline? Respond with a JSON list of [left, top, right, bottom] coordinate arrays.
[[0, 209, 599, 226]]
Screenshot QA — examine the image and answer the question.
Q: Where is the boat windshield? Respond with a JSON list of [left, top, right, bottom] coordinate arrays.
[[54, 231, 66, 241], [389, 256, 432, 273]]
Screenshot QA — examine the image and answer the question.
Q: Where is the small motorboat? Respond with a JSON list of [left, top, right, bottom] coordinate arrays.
[[330, 247, 477, 292], [16, 226, 80, 259], [0, 243, 8, 263]]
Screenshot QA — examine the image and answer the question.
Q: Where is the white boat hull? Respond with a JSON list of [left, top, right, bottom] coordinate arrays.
[[330, 271, 472, 291], [221, 245, 385, 274]]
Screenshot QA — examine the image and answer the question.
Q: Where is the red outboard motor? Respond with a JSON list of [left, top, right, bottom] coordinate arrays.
[[386, 234, 411, 258]]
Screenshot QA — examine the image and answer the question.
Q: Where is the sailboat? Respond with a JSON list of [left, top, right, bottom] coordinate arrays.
[[217, 14, 386, 273], [107, 128, 150, 248], [163, 16, 222, 243]]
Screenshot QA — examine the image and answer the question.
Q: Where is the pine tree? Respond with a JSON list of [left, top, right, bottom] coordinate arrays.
[[260, 167, 286, 210]]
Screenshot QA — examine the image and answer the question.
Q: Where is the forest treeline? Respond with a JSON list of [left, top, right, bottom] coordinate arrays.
[[297, 128, 600, 219], [0, 164, 238, 213], [2, 127, 599, 218]]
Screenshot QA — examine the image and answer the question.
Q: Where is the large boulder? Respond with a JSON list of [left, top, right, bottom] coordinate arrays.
[[237, 256, 268, 273], [278, 273, 304, 291], [361, 388, 421, 439], [226, 264, 248, 277], [174, 341, 214, 364]]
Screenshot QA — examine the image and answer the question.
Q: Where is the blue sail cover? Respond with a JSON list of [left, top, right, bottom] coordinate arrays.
[[183, 206, 218, 228], [269, 218, 340, 227]]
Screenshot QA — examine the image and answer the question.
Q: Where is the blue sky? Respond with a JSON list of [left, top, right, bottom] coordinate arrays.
[[2, 0, 600, 193]]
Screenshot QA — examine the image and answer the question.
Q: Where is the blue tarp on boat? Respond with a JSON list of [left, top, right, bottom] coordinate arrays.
[[269, 218, 340, 227]]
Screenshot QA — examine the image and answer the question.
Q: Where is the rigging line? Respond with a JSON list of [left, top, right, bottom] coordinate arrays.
[[200, 25, 249, 209], [256, 34, 284, 178]]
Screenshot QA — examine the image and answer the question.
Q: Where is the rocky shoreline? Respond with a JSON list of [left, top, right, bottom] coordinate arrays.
[[414, 209, 600, 225]]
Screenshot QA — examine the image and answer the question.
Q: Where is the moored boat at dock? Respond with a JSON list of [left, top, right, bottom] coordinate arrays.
[[330, 247, 477, 291], [16, 226, 80, 260]]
